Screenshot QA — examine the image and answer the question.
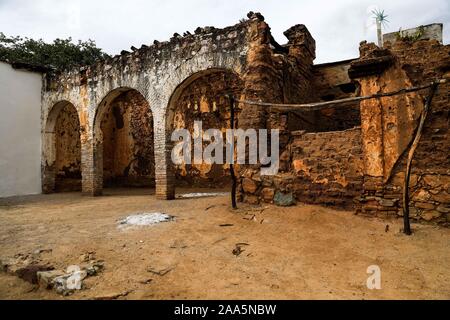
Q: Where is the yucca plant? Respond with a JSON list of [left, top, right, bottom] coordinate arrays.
[[372, 9, 389, 47]]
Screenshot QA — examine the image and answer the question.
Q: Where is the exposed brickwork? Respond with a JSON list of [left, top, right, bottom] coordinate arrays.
[[101, 90, 154, 188], [351, 39, 450, 225], [239, 128, 363, 208], [39, 13, 450, 226], [308, 60, 361, 132], [42, 101, 81, 193], [170, 70, 243, 187], [54, 103, 81, 191], [42, 15, 256, 199]]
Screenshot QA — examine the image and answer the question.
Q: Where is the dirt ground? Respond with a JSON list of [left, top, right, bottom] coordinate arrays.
[[0, 188, 449, 300]]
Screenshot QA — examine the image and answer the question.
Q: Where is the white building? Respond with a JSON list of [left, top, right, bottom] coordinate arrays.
[[0, 61, 42, 197]]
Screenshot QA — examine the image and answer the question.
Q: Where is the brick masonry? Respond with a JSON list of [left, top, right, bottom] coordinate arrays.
[[350, 39, 450, 224], [40, 12, 450, 226], [239, 128, 363, 208]]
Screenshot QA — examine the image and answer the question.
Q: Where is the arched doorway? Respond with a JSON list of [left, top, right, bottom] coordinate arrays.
[[166, 68, 244, 193], [94, 88, 154, 193], [43, 101, 81, 193]]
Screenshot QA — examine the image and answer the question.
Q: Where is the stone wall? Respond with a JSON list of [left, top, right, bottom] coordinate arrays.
[[351, 39, 450, 225], [100, 90, 154, 187], [236, 26, 364, 209], [380, 39, 450, 224], [239, 21, 319, 158], [170, 70, 243, 187], [307, 59, 361, 132], [41, 13, 256, 198], [239, 127, 364, 208], [39, 13, 450, 226], [55, 103, 81, 191], [238, 26, 449, 227]]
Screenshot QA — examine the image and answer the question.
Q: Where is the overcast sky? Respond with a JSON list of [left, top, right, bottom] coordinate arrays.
[[0, 0, 449, 63]]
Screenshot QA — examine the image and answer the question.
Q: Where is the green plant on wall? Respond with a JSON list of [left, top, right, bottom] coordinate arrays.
[[395, 25, 425, 42]]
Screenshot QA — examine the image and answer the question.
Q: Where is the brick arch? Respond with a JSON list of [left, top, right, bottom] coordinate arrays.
[[42, 100, 81, 193], [166, 68, 243, 123], [89, 87, 154, 195], [41, 21, 253, 198], [155, 68, 244, 199]]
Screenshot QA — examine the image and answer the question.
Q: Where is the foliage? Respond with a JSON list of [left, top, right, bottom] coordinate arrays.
[[395, 26, 426, 42], [0, 33, 110, 71]]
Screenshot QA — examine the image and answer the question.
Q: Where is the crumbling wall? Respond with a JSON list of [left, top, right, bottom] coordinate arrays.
[[239, 13, 288, 132], [171, 70, 243, 187], [39, 12, 449, 227], [54, 104, 81, 192], [238, 18, 364, 209], [382, 40, 450, 223], [238, 18, 319, 171], [266, 24, 317, 146], [239, 127, 364, 207], [100, 90, 154, 187], [41, 14, 253, 199], [351, 39, 450, 225], [307, 59, 361, 132]]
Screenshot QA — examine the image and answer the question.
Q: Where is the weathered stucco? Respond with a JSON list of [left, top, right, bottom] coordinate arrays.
[[42, 14, 255, 198], [54, 102, 81, 191], [170, 69, 244, 187], [39, 13, 450, 225], [350, 39, 450, 224], [100, 90, 154, 187]]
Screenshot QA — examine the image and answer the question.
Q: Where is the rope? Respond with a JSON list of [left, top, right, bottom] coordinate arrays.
[[235, 79, 446, 111]]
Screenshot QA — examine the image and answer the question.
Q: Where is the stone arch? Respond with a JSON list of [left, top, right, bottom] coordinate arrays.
[[91, 87, 155, 195], [42, 100, 82, 193], [160, 68, 244, 198]]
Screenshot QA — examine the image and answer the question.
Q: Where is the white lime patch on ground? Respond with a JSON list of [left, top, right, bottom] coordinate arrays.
[[118, 213, 174, 229], [178, 192, 229, 199]]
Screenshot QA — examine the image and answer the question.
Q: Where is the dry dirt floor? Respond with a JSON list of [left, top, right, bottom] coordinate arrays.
[[0, 188, 449, 300]]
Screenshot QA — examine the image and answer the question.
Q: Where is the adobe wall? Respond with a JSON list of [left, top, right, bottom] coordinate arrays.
[[42, 13, 257, 198], [42, 11, 319, 199], [239, 127, 363, 208], [39, 12, 450, 226], [238, 27, 449, 227], [351, 39, 450, 225], [170, 70, 243, 187], [100, 90, 154, 187], [54, 103, 81, 191]]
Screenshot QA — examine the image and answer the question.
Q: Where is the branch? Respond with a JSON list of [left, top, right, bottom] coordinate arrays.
[[402, 81, 439, 235], [235, 79, 447, 111]]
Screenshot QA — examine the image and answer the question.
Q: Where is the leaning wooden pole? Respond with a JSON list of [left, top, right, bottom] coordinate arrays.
[[402, 82, 439, 235], [229, 95, 238, 209]]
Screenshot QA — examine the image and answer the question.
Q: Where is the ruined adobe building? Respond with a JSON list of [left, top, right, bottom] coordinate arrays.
[[40, 12, 450, 225]]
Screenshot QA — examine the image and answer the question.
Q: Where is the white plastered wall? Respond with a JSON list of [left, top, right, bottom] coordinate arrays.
[[0, 62, 42, 197]]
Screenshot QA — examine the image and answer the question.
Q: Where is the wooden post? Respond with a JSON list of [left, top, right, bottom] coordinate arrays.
[[402, 82, 439, 235], [229, 95, 237, 209]]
